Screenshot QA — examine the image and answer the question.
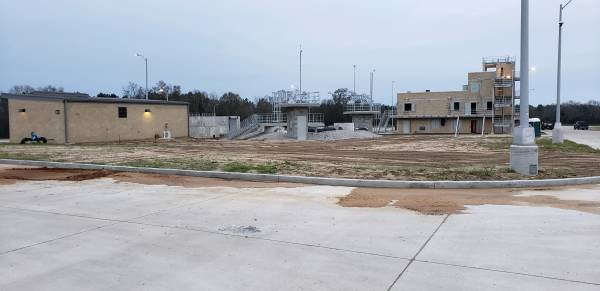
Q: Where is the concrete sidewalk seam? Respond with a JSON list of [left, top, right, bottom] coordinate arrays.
[[120, 220, 411, 261], [0, 205, 409, 261], [414, 259, 600, 286], [3, 159, 600, 189], [0, 223, 116, 256], [387, 214, 451, 291]]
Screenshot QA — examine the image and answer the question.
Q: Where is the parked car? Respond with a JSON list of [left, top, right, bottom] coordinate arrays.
[[541, 121, 554, 130], [322, 126, 336, 132], [574, 121, 589, 130]]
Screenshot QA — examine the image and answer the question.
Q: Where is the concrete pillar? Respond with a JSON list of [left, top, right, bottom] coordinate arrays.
[[510, 0, 539, 176], [297, 115, 307, 140]]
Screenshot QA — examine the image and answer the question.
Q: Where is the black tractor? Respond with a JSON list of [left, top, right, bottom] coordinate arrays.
[[20, 131, 47, 144]]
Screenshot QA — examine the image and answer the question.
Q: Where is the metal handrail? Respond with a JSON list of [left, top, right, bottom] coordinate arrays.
[[344, 103, 381, 112], [308, 113, 324, 123], [227, 114, 258, 139]]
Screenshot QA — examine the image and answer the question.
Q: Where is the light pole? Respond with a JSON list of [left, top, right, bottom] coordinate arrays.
[[510, 0, 538, 176], [391, 81, 395, 110], [135, 53, 148, 100], [158, 87, 169, 102], [299, 45, 303, 93], [553, 0, 574, 144], [353, 65, 356, 93], [369, 69, 375, 103]]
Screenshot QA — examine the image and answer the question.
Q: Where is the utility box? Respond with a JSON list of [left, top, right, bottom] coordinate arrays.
[[528, 118, 541, 138]]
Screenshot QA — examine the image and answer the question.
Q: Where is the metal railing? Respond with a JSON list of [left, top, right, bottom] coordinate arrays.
[[309, 113, 324, 123], [344, 103, 381, 112], [257, 113, 287, 124], [494, 79, 513, 88], [452, 110, 494, 117], [227, 114, 258, 139]]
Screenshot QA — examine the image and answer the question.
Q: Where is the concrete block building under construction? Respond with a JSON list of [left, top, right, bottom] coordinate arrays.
[[394, 57, 519, 135]]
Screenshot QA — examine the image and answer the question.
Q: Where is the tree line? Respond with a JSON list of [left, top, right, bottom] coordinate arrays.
[[530, 100, 600, 125], [4, 83, 599, 125]]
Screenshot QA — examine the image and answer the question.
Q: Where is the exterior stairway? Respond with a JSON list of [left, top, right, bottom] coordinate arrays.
[[227, 114, 259, 139]]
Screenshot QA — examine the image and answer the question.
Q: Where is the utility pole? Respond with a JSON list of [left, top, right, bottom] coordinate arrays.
[[509, 0, 538, 176], [369, 69, 375, 103], [299, 45, 303, 93], [353, 65, 356, 93], [135, 53, 148, 100], [553, 0, 574, 144], [391, 81, 395, 109]]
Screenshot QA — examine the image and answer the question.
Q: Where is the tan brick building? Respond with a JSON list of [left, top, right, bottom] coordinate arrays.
[[2, 92, 189, 144], [394, 57, 518, 134]]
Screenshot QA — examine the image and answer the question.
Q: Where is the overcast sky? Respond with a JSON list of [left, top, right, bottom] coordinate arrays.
[[1, 0, 598, 105]]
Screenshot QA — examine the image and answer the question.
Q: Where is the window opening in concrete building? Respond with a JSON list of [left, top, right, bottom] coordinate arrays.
[[487, 101, 493, 111], [470, 102, 477, 115], [118, 107, 127, 118], [404, 103, 413, 112], [453, 102, 460, 111]]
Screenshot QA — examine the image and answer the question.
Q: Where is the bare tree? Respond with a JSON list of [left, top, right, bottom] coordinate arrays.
[[9, 85, 35, 94], [122, 82, 145, 99], [37, 85, 64, 92]]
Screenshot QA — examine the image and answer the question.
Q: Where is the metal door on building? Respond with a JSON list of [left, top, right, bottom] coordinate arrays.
[[402, 120, 410, 134], [470, 120, 478, 133]]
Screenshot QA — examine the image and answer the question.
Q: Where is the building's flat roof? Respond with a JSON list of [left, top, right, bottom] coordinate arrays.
[[1, 92, 189, 106], [398, 90, 467, 96]]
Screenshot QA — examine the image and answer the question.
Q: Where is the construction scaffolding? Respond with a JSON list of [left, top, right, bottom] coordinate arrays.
[[483, 56, 518, 134]]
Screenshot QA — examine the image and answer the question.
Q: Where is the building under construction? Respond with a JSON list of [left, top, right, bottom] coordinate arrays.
[[394, 57, 519, 135]]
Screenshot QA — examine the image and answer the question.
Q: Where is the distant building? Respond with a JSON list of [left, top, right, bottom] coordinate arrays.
[[394, 57, 518, 135], [1, 92, 189, 144]]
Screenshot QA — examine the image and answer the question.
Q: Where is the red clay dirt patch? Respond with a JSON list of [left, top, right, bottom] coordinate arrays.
[[0, 167, 113, 182], [0, 167, 305, 189], [339, 187, 600, 215]]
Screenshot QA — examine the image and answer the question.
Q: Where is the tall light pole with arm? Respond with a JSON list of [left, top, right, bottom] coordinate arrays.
[[510, 0, 539, 176], [553, 0, 574, 144], [135, 53, 148, 100]]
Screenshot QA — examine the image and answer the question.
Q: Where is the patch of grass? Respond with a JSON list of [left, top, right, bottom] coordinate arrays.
[[0, 151, 52, 161], [254, 163, 278, 174], [222, 162, 255, 173], [536, 138, 600, 154]]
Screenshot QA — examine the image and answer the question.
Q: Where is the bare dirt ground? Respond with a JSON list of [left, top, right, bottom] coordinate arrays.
[[339, 186, 600, 215], [0, 166, 304, 188], [1, 135, 600, 180]]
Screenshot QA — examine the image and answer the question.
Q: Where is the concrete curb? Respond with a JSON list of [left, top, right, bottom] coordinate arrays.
[[1, 159, 600, 189]]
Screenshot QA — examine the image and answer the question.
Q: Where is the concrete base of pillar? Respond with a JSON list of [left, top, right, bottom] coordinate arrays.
[[512, 126, 535, 145], [510, 145, 539, 176], [552, 124, 564, 144]]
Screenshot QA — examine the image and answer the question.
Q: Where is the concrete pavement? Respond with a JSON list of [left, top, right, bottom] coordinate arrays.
[[545, 127, 600, 149], [1, 177, 599, 290]]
